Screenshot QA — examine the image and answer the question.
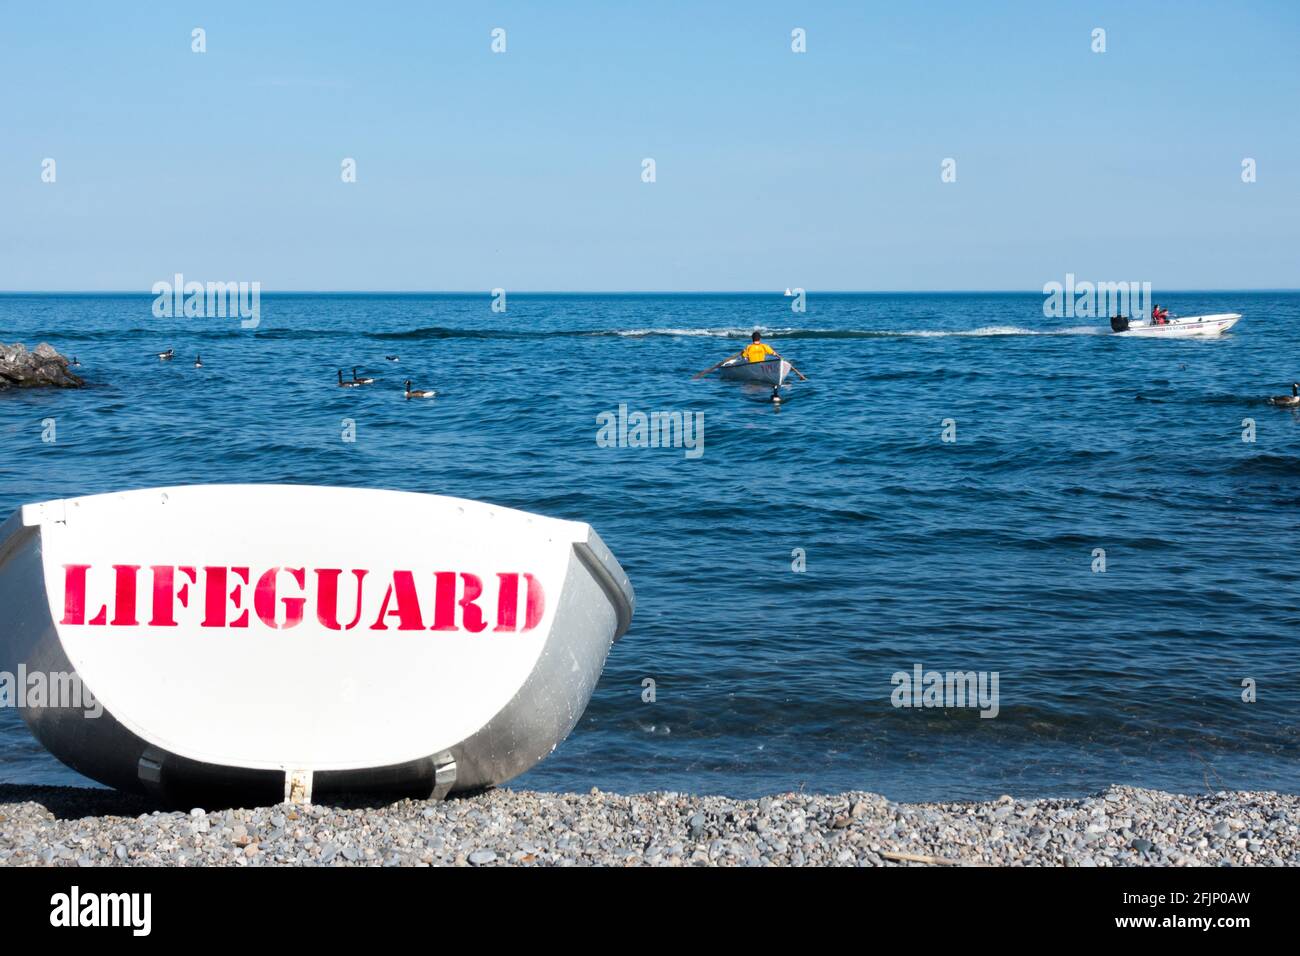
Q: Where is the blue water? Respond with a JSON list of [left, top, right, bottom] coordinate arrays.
[[2, 292, 1298, 801]]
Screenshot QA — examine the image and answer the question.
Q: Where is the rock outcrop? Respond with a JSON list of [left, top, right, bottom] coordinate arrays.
[[0, 343, 84, 389]]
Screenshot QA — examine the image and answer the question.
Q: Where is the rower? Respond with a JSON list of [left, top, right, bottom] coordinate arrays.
[[691, 335, 807, 382], [743, 331, 776, 363]]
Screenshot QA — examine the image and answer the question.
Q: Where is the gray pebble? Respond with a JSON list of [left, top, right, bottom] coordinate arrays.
[[0, 783, 1293, 868]]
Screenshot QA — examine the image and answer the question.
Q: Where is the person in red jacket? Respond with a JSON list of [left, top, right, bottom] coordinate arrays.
[[1151, 304, 1170, 325]]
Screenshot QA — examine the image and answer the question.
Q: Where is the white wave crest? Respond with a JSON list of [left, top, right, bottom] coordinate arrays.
[[605, 327, 776, 338], [601, 325, 1108, 338]]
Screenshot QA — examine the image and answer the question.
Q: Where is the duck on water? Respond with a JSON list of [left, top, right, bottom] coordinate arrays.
[[1268, 384, 1300, 408]]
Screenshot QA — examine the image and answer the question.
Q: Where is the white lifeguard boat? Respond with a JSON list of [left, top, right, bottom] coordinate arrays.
[[0, 485, 634, 805]]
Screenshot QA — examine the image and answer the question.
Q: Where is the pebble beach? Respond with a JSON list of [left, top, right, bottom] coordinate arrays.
[[1, 784, 1295, 867]]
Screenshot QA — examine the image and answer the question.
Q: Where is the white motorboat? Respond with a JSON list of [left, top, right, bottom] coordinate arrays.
[[717, 356, 793, 387], [1110, 313, 1242, 337], [0, 485, 634, 804]]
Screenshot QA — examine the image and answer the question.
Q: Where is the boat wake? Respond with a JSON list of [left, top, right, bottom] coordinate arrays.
[[894, 325, 1105, 338]]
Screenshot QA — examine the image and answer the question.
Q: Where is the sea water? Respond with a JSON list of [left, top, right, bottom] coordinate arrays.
[[0, 291, 1296, 801]]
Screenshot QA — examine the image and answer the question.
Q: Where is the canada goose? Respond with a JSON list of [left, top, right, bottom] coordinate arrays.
[[404, 379, 436, 399], [70, 357, 81, 367], [194, 355, 203, 368], [156, 349, 174, 360], [337, 369, 362, 388], [1268, 384, 1300, 408], [351, 367, 375, 385]]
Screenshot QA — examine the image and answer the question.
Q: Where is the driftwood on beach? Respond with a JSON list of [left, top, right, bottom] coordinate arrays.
[[0, 342, 84, 389]]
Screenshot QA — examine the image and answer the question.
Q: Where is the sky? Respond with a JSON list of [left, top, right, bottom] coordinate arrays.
[[1, 1, 1297, 291]]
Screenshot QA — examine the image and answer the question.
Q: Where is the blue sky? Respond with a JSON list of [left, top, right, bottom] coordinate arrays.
[[1, 1, 1297, 291]]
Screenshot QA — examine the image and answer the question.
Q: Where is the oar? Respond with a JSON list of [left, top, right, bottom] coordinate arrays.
[[691, 352, 741, 379]]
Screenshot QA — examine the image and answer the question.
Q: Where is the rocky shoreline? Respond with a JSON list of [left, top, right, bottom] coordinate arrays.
[[0, 783, 1295, 866], [0, 342, 83, 389]]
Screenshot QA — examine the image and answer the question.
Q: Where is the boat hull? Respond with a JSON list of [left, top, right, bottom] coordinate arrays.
[[718, 357, 792, 386], [0, 485, 634, 804], [1113, 313, 1241, 337]]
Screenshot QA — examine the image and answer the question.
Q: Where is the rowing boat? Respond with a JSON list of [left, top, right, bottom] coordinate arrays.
[[717, 356, 793, 386], [1110, 313, 1242, 337], [0, 484, 634, 804]]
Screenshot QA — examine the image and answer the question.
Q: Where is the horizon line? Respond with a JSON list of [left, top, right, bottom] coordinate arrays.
[[2, 288, 1298, 296]]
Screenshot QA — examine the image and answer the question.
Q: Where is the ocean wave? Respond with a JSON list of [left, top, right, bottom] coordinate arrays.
[[36, 328, 250, 342], [605, 325, 1107, 338], [368, 324, 1110, 341], [39, 323, 1112, 342], [370, 326, 532, 340], [1229, 453, 1300, 476]]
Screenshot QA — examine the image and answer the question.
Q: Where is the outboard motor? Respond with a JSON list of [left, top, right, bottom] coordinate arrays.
[[1110, 315, 1129, 332]]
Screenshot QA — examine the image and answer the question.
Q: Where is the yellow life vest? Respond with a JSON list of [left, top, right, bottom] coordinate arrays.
[[743, 342, 775, 363]]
